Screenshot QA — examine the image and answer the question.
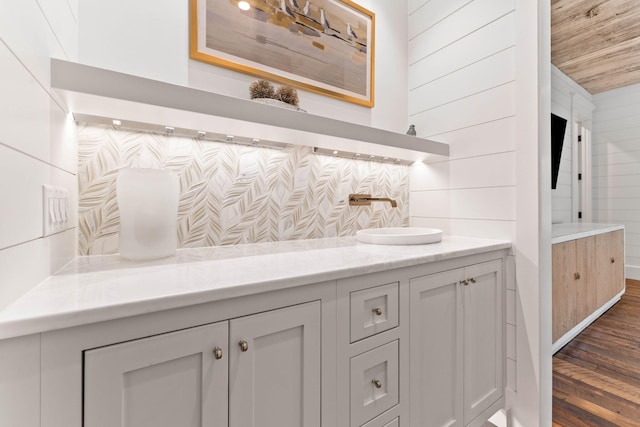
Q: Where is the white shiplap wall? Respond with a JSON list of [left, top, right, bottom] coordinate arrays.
[[550, 65, 595, 224], [593, 83, 640, 279], [0, 1, 78, 310], [408, 0, 516, 241], [408, 0, 518, 412]]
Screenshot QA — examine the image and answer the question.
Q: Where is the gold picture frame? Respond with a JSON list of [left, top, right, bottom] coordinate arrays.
[[190, 0, 375, 107]]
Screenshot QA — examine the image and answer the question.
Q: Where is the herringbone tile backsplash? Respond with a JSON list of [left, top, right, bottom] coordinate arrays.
[[77, 124, 410, 255]]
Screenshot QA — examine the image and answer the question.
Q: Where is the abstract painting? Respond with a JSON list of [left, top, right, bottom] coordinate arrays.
[[190, 0, 374, 106]]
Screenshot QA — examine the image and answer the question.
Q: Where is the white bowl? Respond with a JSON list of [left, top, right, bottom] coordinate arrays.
[[356, 227, 443, 245]]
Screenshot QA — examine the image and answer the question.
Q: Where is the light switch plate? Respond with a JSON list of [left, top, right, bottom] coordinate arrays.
[[43, 185, 69, 237]]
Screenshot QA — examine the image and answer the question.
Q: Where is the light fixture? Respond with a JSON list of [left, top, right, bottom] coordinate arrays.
[[112, 119, 122, 126], [311, 147, 413, 165], [164, 126, 174, 135], [197, 131, 206, 139], [226, 135, 235, 142], [251, 138, 260, 145], [238, 1, 250, 10]]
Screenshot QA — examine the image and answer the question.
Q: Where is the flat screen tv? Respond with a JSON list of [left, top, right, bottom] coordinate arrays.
[[551, 113, 568, 190]]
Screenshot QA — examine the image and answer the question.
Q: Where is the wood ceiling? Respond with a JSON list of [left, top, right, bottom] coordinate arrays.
[[552, 0, 640, 94]]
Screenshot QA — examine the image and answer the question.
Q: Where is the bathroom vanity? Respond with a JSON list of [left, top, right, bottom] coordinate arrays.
[[551, 223, 625, 352], [0, 236, 510, 427]]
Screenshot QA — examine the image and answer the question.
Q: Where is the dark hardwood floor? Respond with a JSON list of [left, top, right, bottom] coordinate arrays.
[[553, 279, 640, 426]]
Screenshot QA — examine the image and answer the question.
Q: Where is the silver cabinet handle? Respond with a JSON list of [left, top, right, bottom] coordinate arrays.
[[239, 340, 248, 352], [213, 347, 223, 360], [469, 277, 476, 283], [460, 279, 469, 286], [372, 307, 383, 316], [372, 379, 382, 389]]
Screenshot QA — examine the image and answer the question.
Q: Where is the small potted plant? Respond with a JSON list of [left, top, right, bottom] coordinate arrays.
[[249, 80, 305, 112]]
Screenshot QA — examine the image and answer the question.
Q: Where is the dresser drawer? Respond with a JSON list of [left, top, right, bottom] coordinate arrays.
[[350, 282, 399, 343], [350, 340, 399, 427]]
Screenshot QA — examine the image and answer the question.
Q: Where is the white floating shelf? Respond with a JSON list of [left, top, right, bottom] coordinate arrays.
[[51, 59, 449, 162]]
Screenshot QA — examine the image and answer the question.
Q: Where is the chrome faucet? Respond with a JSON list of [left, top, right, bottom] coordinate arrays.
[[349, 193, 397, 208]]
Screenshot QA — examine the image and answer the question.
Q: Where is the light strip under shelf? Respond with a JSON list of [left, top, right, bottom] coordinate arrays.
[[74, 114, 416, 165], [74, 114, 288, 150]]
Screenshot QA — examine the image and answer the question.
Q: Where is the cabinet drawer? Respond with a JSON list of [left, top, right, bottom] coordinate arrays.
[[350, 340, 399, 427], [350, 282, 399, 343], [362, 415, 399, 427]]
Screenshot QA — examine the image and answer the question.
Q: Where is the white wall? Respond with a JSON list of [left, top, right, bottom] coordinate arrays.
[[550, 65, 594, 224], [593, 83, 640, 280], [408, 0, 516, 241], [408, 0, 517, 399], [0, 1, 79, 310], [78, 0, 408, 133], [408, 0, 549, 425]]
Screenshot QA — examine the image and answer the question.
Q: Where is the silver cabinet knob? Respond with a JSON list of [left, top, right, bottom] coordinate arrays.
[[372, 379, 382, 389], [460, 279, 469, 286], [239, 340, 249, 352], [372, 307, 383, 316], [213, 347, 223, 360], [469, 277, 476, 283]]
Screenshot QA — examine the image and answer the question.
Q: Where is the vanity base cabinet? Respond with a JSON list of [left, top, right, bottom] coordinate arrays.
[[31, 249, 508, 427], [409, 260, 504, 427], [83, 301, 321, 427]]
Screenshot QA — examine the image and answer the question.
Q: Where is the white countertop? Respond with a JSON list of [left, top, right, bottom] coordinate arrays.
[[0, 236, 510, 340], [552, 223, 624, 244]]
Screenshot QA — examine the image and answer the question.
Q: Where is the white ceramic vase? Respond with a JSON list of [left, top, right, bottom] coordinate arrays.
[[117, 168, 179, 260]]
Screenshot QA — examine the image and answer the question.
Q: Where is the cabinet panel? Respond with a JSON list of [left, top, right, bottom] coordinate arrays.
[[363, 416, 400, 427], [229, 301, 321, 427], [409, 268, 464, 427], [552, 240, 578, 342], [596, 230, 625, 307], [84, 322, 228, 427], [463, 260, 503, 424], [611, 230, 625, 296], [350, 282, 399, 343], [575, 236, 597, 320], [350, 340, 399, 427]]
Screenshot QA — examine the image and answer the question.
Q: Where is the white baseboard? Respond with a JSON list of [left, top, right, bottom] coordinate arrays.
[[625, 265, 640, 280]]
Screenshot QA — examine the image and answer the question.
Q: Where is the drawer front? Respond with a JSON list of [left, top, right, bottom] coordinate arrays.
[[362, 415, 399, 427], [350, 340, 399, 427], [350, 282, 399, 343]]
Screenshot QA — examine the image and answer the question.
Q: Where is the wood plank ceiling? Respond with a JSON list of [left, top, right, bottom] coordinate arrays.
[[552, 0, 640, 94]]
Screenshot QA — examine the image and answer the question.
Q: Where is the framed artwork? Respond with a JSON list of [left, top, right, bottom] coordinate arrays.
[[190, 0, 375, 107]]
